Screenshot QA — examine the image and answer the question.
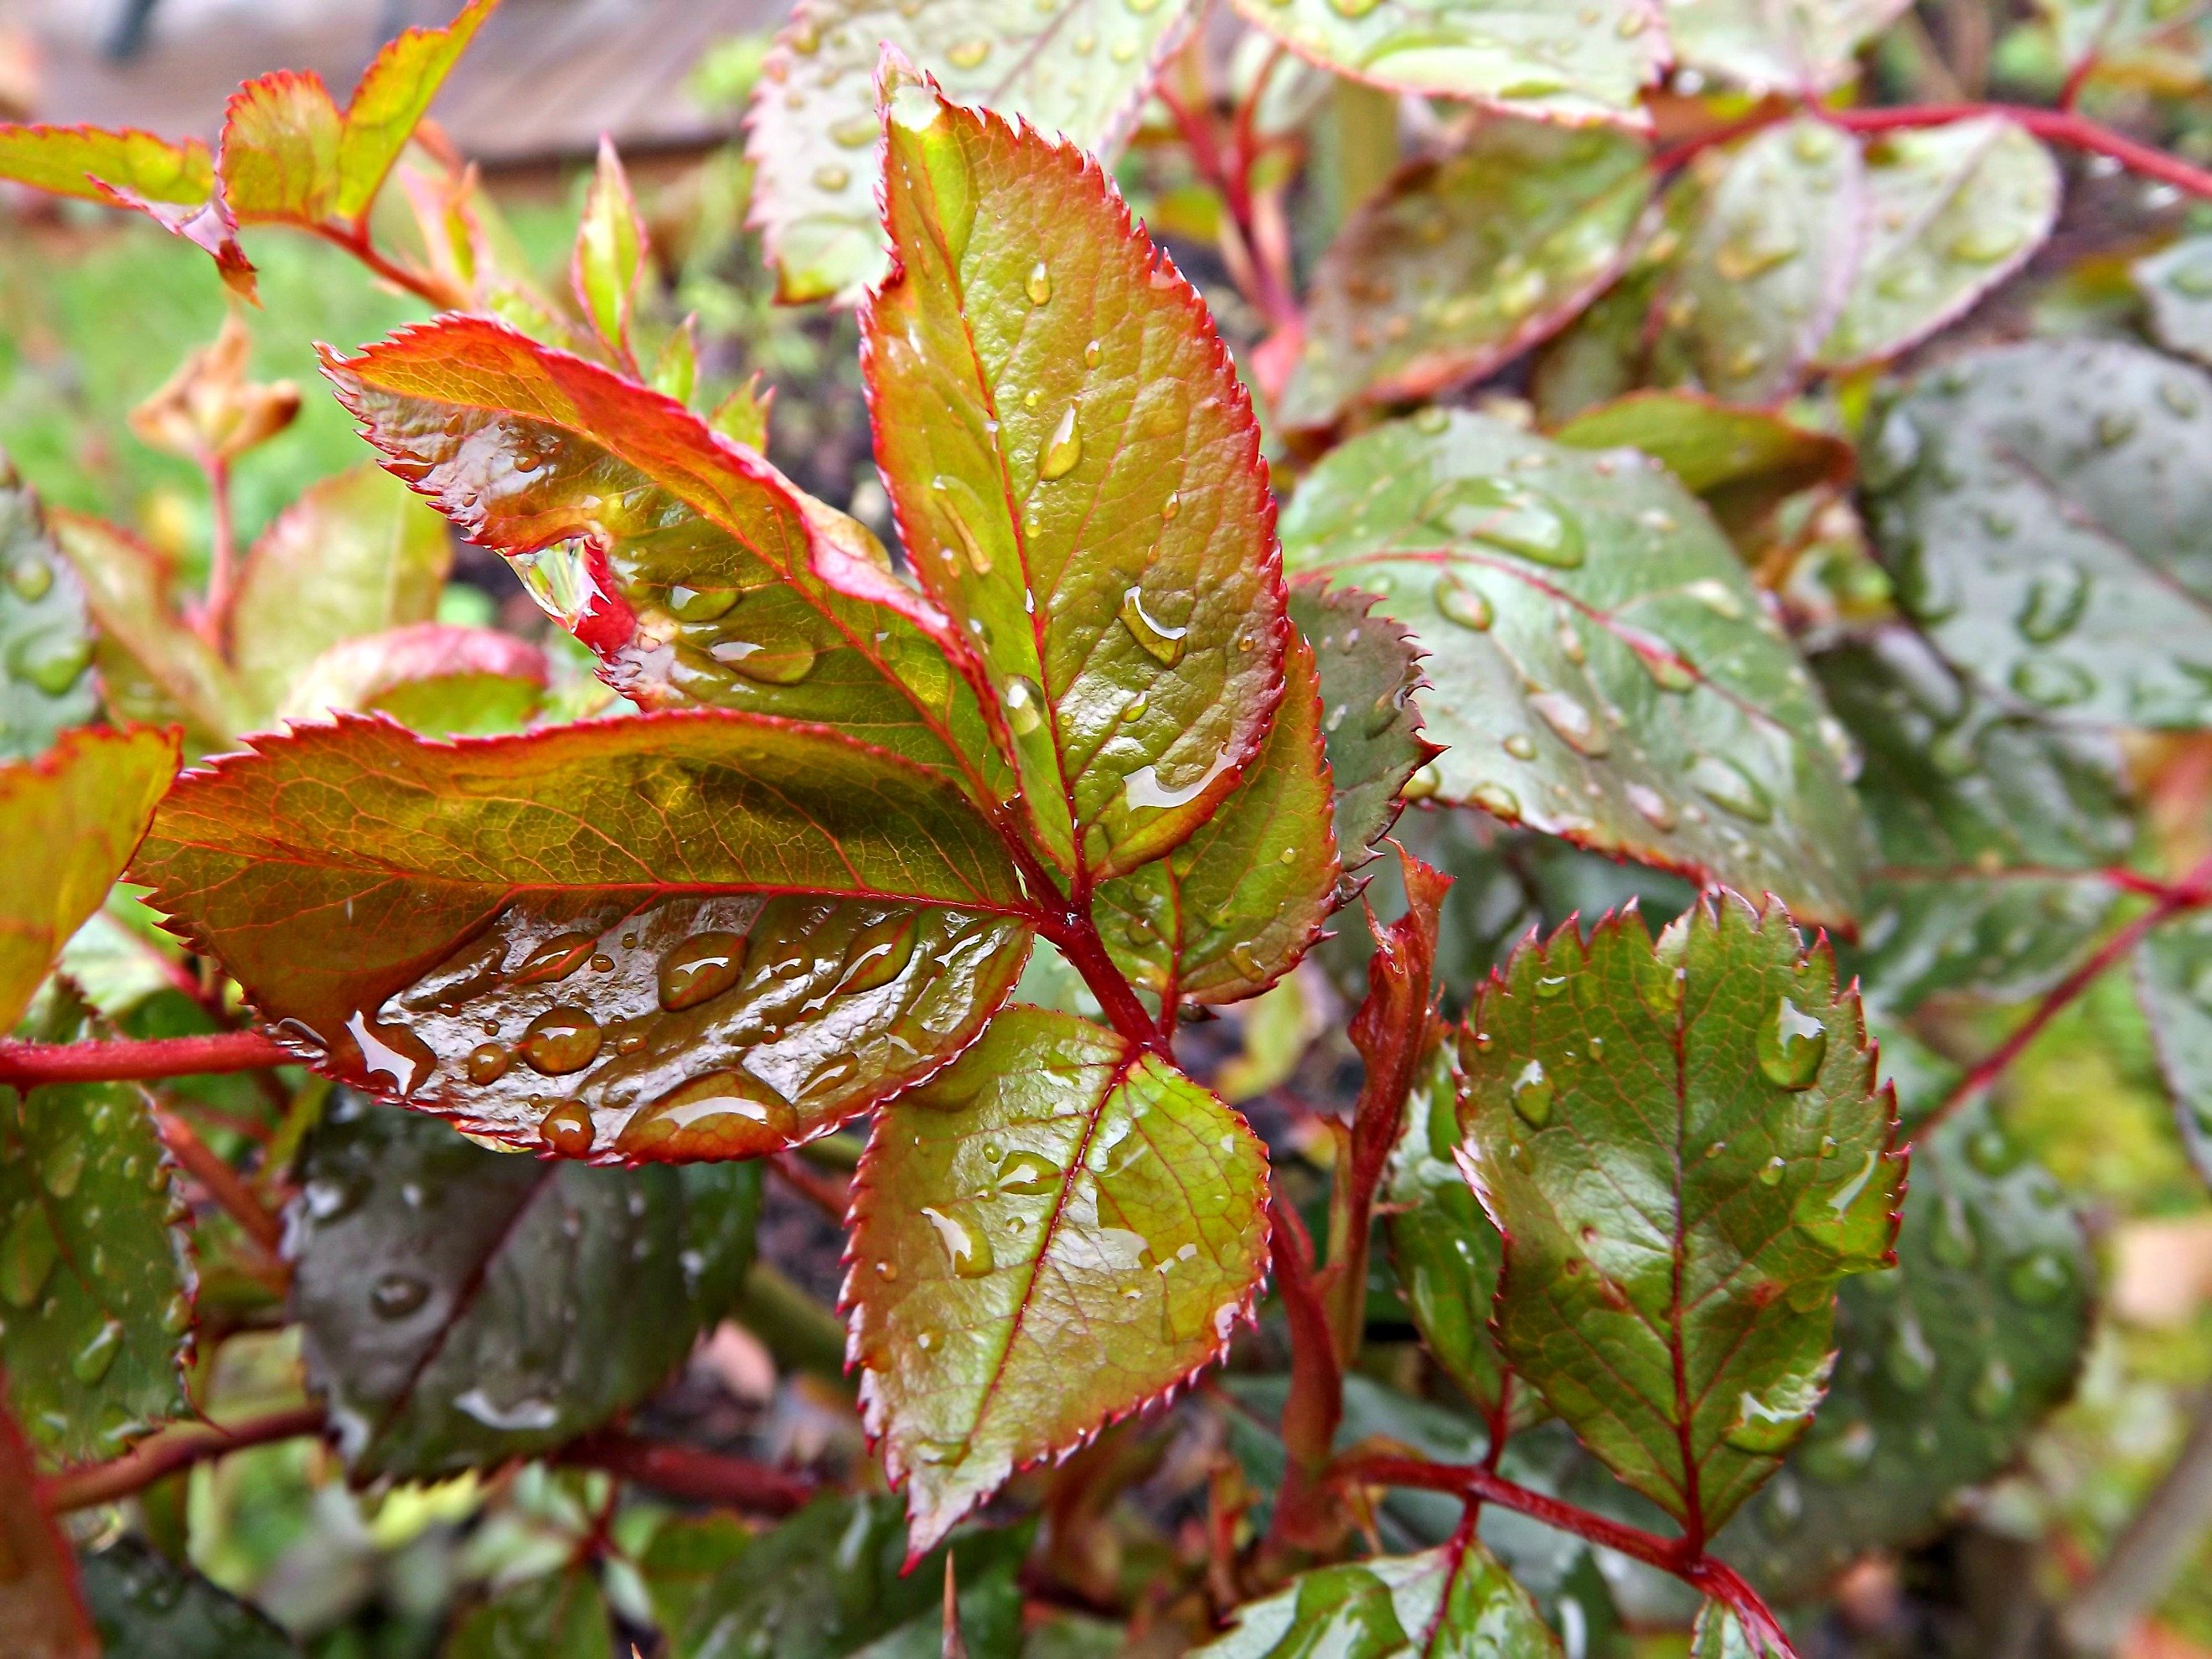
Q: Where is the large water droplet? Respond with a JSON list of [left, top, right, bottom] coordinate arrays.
[[1620, 627, 1697, 691], [1511, 1060, 1553, 1127], [11, 633, 91, 695], [1626, 782, 1677, 830], [659, 931, 749, 1011], [1039, 406, 1083, 480], [1422, 478, 1584, 568], [539, 1101, 596, 1158], [71, 1318, 123, 1384], [840, 913, 917, 995], [346, 1010, 439, 1095], [2016, 564, 2089, 643], [997, 1150, 1062, 1195], [1119, 585, 1188, 665], [1687, 753, 1773, 823], [370, 1272, 431, 1320], [1434, 570, 1493, 631], [519, 1006, 603, 1075], [1930, 1192, 1978, 1267], [40, 1136, 85, 1201], [1969, 1356, 2016, 1419], [619, 1069, 796, 1159], [1949, 223, 2023, 263], [1885, 1315, 1936, 1391], [6, 556, 51, 601], [712, 635, 819, 685], [1002, 676, 1046, 736], [0, 1206, 58, 1308], [466, 1042, 511, 1084], [1470, 780, 1521, 819], [1026, 261, 1052, 305], [1527, 690, 1610, 757], [2008, 656, 2096, 708], [930, 472, 998, 576], [2005, 1248, 2072, 1305], [514, 931, 599, 985], [1724, 1388, 1811, 1455], [923, 1202, 995, 1277], [830, 112, 878, 148], [1759, 997, 1827, 1090]]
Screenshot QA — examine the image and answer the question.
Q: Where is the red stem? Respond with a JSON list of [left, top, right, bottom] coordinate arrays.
[[199, 453, 237, 653], [1830, 103, 2212, 199], [770, 1151, 850, 1221], [1342, 1455, 1796, 1656], [153, 1107, 284, 1254], [1155, 80, 1300, 329], [308, 219, 467, 310], [556, 1429, 816, 1516], [0, 1031, 292, 1087], [40, 1406, 326, 1512]]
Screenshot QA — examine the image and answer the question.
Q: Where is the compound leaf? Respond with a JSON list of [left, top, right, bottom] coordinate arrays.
[[866, 85, 1284, 881], [1280, 411, 1867, 928], [1227, 0, 1666, 126], [1664, 0, 1912, 94], [2138, 913, 2212, 1187], [1279, 121, 1652, 428], [1386, 1040, 1505, 1414], [132, 712, 1031, 1160], [0, 460, 97, 758], [0, 126, 247, 296], [1863, 339, 2212, 728], [1293, 581, 1436, 869], [0, 1395, 95, 1659], [289, 1094, 759, 1480], [1459, 895, 1902, 1536], [1196, 1536, 1559, 1658], [78, 1539, 296, 1659], [849, 1006, 1269, 1552]]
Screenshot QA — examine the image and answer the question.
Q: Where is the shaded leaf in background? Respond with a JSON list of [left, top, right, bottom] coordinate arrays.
[[0, 458, 96, 757], [0, 1391, 96, 1659], [866, 84, 1284, 881], [1277, 121, 1651, 429], [1292, 581, 1435, 870], [78, 1538, 297, 1658], [1385, 1041, 1504, 1414], [1460, 896, 1902, 1534], [849, 1006, 1269, 1551], [446, 1569, 612, 1659], [1529, 245, 1670, 424], [743, 0, 1194, 304], [2137, 912, 2212, 1188], [1195, 1535, 1561, 1658], [1227, 0, 1667, 126], [0, 724, 177, 1031], [1712, 1102, 2090, 1601], [1279, 410, 1867, 928], [1653, 116, 1863, 407], [2039, 0, 2211, 71], [133, 712, 1031, 1160], [2135, 235, 2212, 366], [288, 1093, 760, 1480], [276, 622, 548, 736], [1863, 338, 2212, 728], [1816, 118, 2060, 371], [1664, 0, 1912, 93], [1817, 631, 2135, 1013]]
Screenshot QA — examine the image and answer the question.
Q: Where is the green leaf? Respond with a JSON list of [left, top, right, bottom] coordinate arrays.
[[446, 1569, 612, 1659], [1530, 252, 1668, 424], [1460, 895, 1903, 1535], [278, 623, 548, 736], [79, 1538, 297, 1658], [133, 712, 1031, 1160], [229, 463, 453, 724], [744, 0, 1194, 305], [1279, 410, 1867, 928], [573, 139, 647, 361], [323, 316, 1012, 807], [0, 1395, 96, 1659], [1293, 581, 1436, 870], [1711, 1102, 2090, 1601], [331, 0, 499, 220], [1688, 1601, 1755, 1658], [1651, 117, 1863, 407], [1550, 391, 1854, 543], [1664, 0, 1911, 93], [1815, 118, 2060, 372], [1816, 631, 2136, 1011], [2138, 912, 2212, 1186], [1196, 1536, 1561, 1658], [1227, 0, 1666, 126], [0, 125, 210, 207], [1386, 1040, 1504, 1414], [1094, 622, 1339, 1006], [1863, 339, 2212, 728], [1277, 121, 1652, 428], [849, 1005, 1269, 1550], [0, 726, 178, 1032], [866, 85, 1285, 881], [289, 1094, 759, 1480], [0, 459, 97, 758], [2135, 235, 2212, 366]]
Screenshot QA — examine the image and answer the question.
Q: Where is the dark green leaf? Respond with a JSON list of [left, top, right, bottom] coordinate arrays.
[[79, 1538, 297, 1658], [1196, 1536, 1561, 1658], [1460, 895, 1902, 1534], [1292, 581, 1435, 871], [287, 1095, 760, 1480], [0, 459, 96, 757], [2138, 912, 2212, 1186], [1386, 1041, 1503, 1414], [446, 1569, 613, 1659]]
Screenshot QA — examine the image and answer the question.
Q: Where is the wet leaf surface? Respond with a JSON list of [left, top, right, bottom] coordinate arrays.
[[1386, 1041, 1504, 1413], [288, 1094, 759, 1480], [1280, 411, 1867, 928], [1227, 0, 1666, 125], [1817, 631, 2136, 1012], [1711, 1102, 2090, 1601], [1664, 0, 1912, 93], [849, 1006, 1269, 1550], [446, 1569, 612, 1659], [1459, 896, 1901, 1535], [0, 461, 96, 758], [0, 1394, 95, 1659], [1863, 339, 2212, 729], [866, 86, 1284, 883], [1278, 121, 1651, 427], [2137, 913, 2212, 1188], [134, 712, 1031, 1160], [276, 622, 548, 736], [1293, 581, 1435, 869], [2136, 235, 2212, 365], [78, 1538, 297, 1658]]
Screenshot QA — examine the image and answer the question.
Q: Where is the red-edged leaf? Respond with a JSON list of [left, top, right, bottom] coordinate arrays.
[[0, 1387, 96, 1659], [1291, 581, 1436, 871], [332, 0, 499, 220], [573, 137, 648, 364], [848, 1005, 1269, 1553], [0, 126, 252, 298], [277, 622, 548, 735], [865, 79, 1285, 882], [132, 711, 1033, 1160]]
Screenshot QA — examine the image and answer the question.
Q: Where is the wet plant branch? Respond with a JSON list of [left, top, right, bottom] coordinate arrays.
[[40, 1405, 327, 1512], [0, 1031, 292, 1087]]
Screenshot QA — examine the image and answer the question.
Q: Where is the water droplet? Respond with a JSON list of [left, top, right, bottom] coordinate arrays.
[[540, 1101, 596, 1158], [1434, 570, 1492, 630], [840, 913, 917, 994], [997, 1150, 1062, 1195], [660, 931, 748, 1011], [465, 1042, 510, 1084], [2096, 411, 2137, 448], [994, 674, 1046, 738], [1967, 1124, 2019, 1176], [1759, 997, 1828, 1090], [1527, 690, 1610, 757], [1626, 782, 1677, 830], [1687, 753, 1773, 823], [923, 1203, 995, 1277], [946, 36, 990, 67], [9, 632, 90, 695], [712, 635, 819, 685], [1714, 235, 1800, 282], [40, 1137, 85, 1200], [1725, 1388, 1811, 1455], [1124, 913, 1159, 947], [2017, 564, 2089, 643], [6, 557, 51, 601], [71, 1318, 123, 1384], [514, 931, 599, 985], [669, 584, 739, 623], [346, 1010, 438, 1095], [1470, 780, 1521, 819], [364, 1269, 432, 1322], [1884, 1315, 1936, 1391], [1620, 628, 1697, 691], [1930, 1192, 1977, 1267], [2008, 656, 2096, 707], [830, 112, 878, 148], [1119, 585, 1188, 665], [1800, 1419, 1876, 1481], [620, 1069, 797, 1159], [813, 164, 850, 192], [1503, 733, 1537, 760], [1511, 1060, 1553, 1127], [519, 1006, 603, 1075], [1682, 578, 1742, 620], [1040, 406, 1083, 479], [0, 1207, 58, 1308], [1083, 339, 1102, 368], [1422, 478, 1584, 568], [1758, 1155, 1786, 1186], [1969, 1357, 2016, 1419], [161, 1292, 192, 1334], [2006, 1248, 2072, 1305], [1948, 224, 2024, 263], [1534, 974, 1570, 1000]]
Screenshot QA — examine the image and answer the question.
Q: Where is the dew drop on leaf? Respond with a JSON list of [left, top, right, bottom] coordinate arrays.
[[40, 1136, 85, 1201], [1002, 676, 1047, 736], [712, 636, 819, 685], [1969, 1357, 2016, 1419], [1470, 780, 1521, 819], [996, 1150, 1062, 1195], [1503, 733, 1537, 760], [659, 931, 748, 1011], [830, 113, 878, 148], [6, 556, 50, 600], [1885, 1315, 1937, 1391], [1758, 1155, 1786, 1186], [2005, 1248, 2072, 1305], [514, 931, 599, 985], [1625, 783, 1677, 830], [1724, 1388, 1811, 1455], [1930, 1192, 1978, 1267], [2008, 656, 2096, 707], [839, 912, 917, 995], [70, 1318, 123, 1384], [1687, 753, 1773, 822], [2016, 564, 2090, 643], [1758, 997, 1828, 1090], [10, 633, 90, 695], [1527, 690, 1610, 757], [0, 1206, 58, 1308], [1040, 406, 1083, 479], [465, 1042, 511, 1084], [1119, 585, 1189, 665], [620, 1068, 796, 1159], [370, 1272, 431, 1320], [1511, 1060, 1553, 1127], [539, 1101, 596, 1157], [519, 1006, 603, 1075], [1423, 478, 1584, 568], [1434, 570, 1493, 631], [1799, 1419, 1876, 1481], [923, 1202, 995, 1277], [945, 36, 990, 67]]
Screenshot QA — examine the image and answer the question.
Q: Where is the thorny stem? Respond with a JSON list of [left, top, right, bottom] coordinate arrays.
[[1342, 1455, 1797, 1656], [307, 218, 468, 311], [153, 1107, 284, 1254], [0, 1031, 292, 1087]]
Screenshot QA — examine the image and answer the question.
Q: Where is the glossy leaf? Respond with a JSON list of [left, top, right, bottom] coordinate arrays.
[[1712, 1103, 2090, 1601], [865, 85, 1284, 881], [447, 1570, 612, 1659], [1817, 632, 2135, 1012], [1279, 411, 1867, 928], [2136, 235, 2212, 366], [848, 1006, 1269, 1551], [1664, 0, 1911, 93], [132, 712, 1031, 1160], [1386, 1040, 1504, 1413], [744, 0, 1194, 305], [1654, 117, 1863, 408], [1196, 1536, 1560, 1658], [1293, 581, 1436, 870], [0, 461, 97, 757], [0, 726, 177, 1032], [331, 0, 499, 220], [0, 126, 248, 296], [324, 315, 1011, 806], [2138, 913, 2212, 1187], [1094, 623, 1337, 1006], [229, 463, 452, 722], [288, 1093, 759, 1479], [573, 138, 647, 361], [1278, 121, 1652, 428], [277, 623, 548, 736], [0, 1393, 95, 1659], [1815, 118, 2060, 372], [1551, 392, 1855, 541], [1459, 895, 1902, 1535], [1227, 0, 1667, 127], [1863, 339, 2212, 728], [78, 1538, 297, 1659]]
